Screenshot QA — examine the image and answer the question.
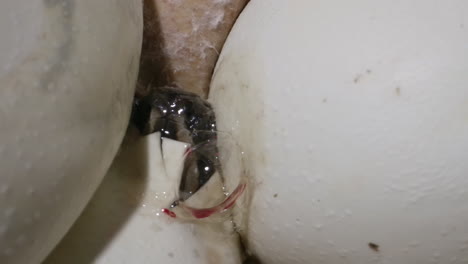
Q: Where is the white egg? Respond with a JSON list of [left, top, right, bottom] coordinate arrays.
[[0, 1, 142, 263], [210, 0, 468, 263]]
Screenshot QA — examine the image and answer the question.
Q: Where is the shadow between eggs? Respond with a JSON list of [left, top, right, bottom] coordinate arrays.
[[43, 125, 149, 264]]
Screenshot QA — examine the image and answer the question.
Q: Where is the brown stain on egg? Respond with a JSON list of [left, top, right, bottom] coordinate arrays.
[[395, 87, 401, 96], [353, 74, 362, 84], [368, 242, 380, 252], [353, 69, 372, 84]]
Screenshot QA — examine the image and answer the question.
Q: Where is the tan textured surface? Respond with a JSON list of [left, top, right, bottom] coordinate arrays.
[[137, 0, 248, 98]]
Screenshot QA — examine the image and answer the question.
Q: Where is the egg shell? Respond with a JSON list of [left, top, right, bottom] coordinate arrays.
[[0, 1, 142, 263], [209, 0, 468, 263]]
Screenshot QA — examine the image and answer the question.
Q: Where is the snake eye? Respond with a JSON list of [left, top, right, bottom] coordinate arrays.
[[178, 137, 219, 201], [169, 130, 247, 220]]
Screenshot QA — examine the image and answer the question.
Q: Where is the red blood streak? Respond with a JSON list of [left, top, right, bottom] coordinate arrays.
[[184, 147, 192, 155], [223, 200, 237, 210], [162, 208, 176, 218], [191, 208, 216, 219], [183, 183, 247, 219]]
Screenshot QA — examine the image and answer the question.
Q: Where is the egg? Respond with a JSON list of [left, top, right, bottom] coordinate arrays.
[[209, 0, 468, 263], [0, 1, 142, 263]]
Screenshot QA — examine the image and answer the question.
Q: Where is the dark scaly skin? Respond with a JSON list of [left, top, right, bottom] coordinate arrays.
[[131, 86, 218, 201]]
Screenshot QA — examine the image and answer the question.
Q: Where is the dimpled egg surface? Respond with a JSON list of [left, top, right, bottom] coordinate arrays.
[[209, 0, 468, 263]]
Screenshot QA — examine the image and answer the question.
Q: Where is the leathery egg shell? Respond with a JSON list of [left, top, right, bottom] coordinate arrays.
[[209, 0, 468, 263], [0, 1, 142, 263]]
